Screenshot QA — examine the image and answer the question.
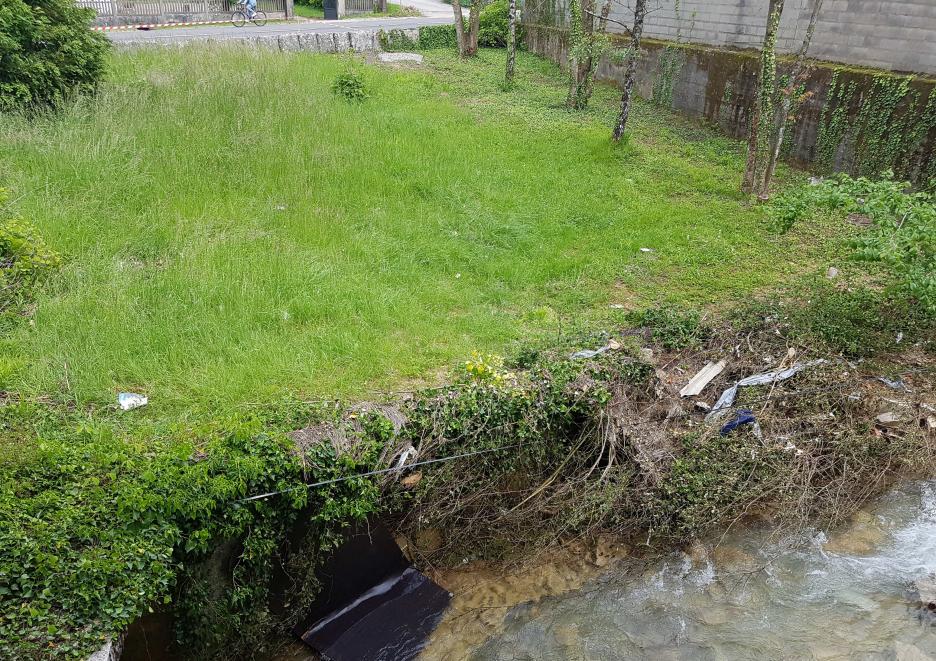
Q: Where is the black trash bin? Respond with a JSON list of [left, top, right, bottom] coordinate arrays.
[[323, 0, 337, 19]]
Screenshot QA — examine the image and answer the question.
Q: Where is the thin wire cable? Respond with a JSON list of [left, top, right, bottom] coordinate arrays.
[[237, 442, 522, 503]]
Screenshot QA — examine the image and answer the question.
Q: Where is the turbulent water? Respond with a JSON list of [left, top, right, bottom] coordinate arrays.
[[468, 482, 936, 661]]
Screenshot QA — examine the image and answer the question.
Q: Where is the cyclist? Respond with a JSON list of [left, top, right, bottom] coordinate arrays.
[[244, 0, 257, 18]]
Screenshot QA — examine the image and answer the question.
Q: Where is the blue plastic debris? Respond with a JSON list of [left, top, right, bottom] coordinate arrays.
[[720, 409, 757, 436]]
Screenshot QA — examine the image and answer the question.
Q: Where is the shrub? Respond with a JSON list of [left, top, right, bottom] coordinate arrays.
[[294, 0, 323, 8], [417, 24, 457, 49], [0, 0, 110, 111], [478, 0, 522, 47], [379, 26, 457, 51], [769, 173, 936, 315], [626, 307, 708, 349], [1, 188, 61, 318], [332, 69, 367, 102]]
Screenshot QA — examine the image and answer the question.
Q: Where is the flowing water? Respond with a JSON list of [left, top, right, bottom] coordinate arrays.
[[460, 481, 936, 661]]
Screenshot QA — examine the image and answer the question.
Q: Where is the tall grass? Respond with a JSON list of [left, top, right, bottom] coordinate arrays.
[[0, 48, 828, 408]]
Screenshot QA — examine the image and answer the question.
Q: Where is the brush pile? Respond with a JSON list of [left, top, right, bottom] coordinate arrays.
[[289, 309, 936, 566]]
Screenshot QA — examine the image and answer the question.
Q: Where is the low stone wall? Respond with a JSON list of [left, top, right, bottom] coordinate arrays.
[[112, 27, 416, 52], [524, 24, 936, 185]]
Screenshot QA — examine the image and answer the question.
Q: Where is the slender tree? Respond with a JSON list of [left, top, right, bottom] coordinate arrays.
[[611, 0, 648, 141], [453, 0, 467, 57], [505, 0, 518, 86], [566, 0, 614, 110], [742, 0, 784, 194], [759, 0, 823, 195], [467, 0, 482, 55]]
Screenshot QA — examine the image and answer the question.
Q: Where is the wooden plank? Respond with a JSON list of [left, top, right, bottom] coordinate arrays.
[[679, 360, 726, 398]]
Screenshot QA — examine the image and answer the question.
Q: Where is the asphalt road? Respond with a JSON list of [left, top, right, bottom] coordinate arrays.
[[107, 3, 453, 43]]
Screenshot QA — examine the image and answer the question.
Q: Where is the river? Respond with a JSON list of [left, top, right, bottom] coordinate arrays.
[[451, 481, 936, 660]]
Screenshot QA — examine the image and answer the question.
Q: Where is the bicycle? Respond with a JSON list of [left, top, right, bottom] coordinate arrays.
[[231, 2, 267, 26]]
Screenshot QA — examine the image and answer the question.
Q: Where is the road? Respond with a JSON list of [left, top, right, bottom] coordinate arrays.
[[107, 0, 454, 44]]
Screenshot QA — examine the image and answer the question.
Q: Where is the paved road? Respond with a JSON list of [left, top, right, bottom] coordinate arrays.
[[107, 0, 454, 43]]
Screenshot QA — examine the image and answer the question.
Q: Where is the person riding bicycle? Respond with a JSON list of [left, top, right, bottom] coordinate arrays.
[[244, 0, 257, 18]]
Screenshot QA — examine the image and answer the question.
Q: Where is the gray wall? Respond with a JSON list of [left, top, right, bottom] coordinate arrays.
[[584, 0, 936, 76]]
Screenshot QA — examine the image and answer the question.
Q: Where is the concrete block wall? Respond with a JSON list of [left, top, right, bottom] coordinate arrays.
[[529, 0, 936, 76]]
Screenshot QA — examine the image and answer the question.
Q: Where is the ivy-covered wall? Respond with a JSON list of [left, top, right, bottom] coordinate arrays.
[[524, 24, 936, 186]]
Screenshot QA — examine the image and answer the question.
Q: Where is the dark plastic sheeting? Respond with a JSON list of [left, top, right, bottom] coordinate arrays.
[[293, 524, 450, 661]]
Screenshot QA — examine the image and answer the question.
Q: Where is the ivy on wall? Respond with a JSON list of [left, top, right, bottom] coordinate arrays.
[[652, 45, 687, 107], [816, 69, 936, 186]]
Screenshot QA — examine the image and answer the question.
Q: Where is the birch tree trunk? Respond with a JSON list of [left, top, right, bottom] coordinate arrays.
[[505, 0, 517, 87], [759, 0, 823, 196], [611, 0, 647, 142]]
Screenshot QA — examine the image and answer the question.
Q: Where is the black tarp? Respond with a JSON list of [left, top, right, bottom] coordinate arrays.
[[293, 523, 450, 661]]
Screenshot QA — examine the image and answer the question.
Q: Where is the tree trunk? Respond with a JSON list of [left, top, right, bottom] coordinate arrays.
[[611, 0, 646, 142], [566, 0, 583, 108], [505, 0, 517, 87], [742, 0, 784, 195], [759, 0, 823, 196], [453, 0, 467, 58], [580, 0, 612, 105], [467, 0, 481, 56]]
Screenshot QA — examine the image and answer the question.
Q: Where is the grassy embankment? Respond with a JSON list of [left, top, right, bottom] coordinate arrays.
[[0, 46, 853, 658]]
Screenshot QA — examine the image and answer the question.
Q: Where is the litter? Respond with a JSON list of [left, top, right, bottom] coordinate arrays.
[[876, 412, 902, 426], [719, 409, 763, 441], [705, 360, 827, 422], [293, 522, 449, 661], [680, 360, 726, 397], [876, 376, 908, 391], [639, 248, 654, 253], [396, 446, 418, 469], [118, 392, 147, 410], [826, 267, 839, 279], [571, 339, 621, 360]]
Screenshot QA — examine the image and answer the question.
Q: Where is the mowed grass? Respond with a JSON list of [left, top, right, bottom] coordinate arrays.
[[0, 48, 830, 409]]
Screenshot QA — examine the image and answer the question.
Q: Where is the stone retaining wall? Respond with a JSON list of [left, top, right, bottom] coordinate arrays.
[[112, 27, 415, 51]]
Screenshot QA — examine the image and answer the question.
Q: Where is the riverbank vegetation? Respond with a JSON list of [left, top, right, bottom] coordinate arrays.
[[1, 45, 934, 659]]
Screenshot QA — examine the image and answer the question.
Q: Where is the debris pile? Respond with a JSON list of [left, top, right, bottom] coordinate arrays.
[[287, 315, 936, 567]]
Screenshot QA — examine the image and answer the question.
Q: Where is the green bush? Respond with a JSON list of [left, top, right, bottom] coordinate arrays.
[[417, 24, 457, 49], [294, 0, 323, 8], [478, 0, 521, 47], [332, 69, 367, 102], [1, 188, 61, 320], [626, 307, 708, 349], [769, 172, 936, 315], [379, 26, 457, 51], [0, 0, 109, 111]]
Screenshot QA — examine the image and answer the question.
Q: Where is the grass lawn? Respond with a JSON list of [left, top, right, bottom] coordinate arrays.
[[0, 45, 855, 659], [293, 3, 420, 18], [0, 48, 834, 412]]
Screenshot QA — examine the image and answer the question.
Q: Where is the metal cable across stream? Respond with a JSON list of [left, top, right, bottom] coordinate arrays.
[[237, 443, 522, 502]]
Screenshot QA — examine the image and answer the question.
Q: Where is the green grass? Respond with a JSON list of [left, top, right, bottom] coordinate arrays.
[[292, 4, 324, 18], [0, 47, 836, 411], [293, 2, 420, 18]]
